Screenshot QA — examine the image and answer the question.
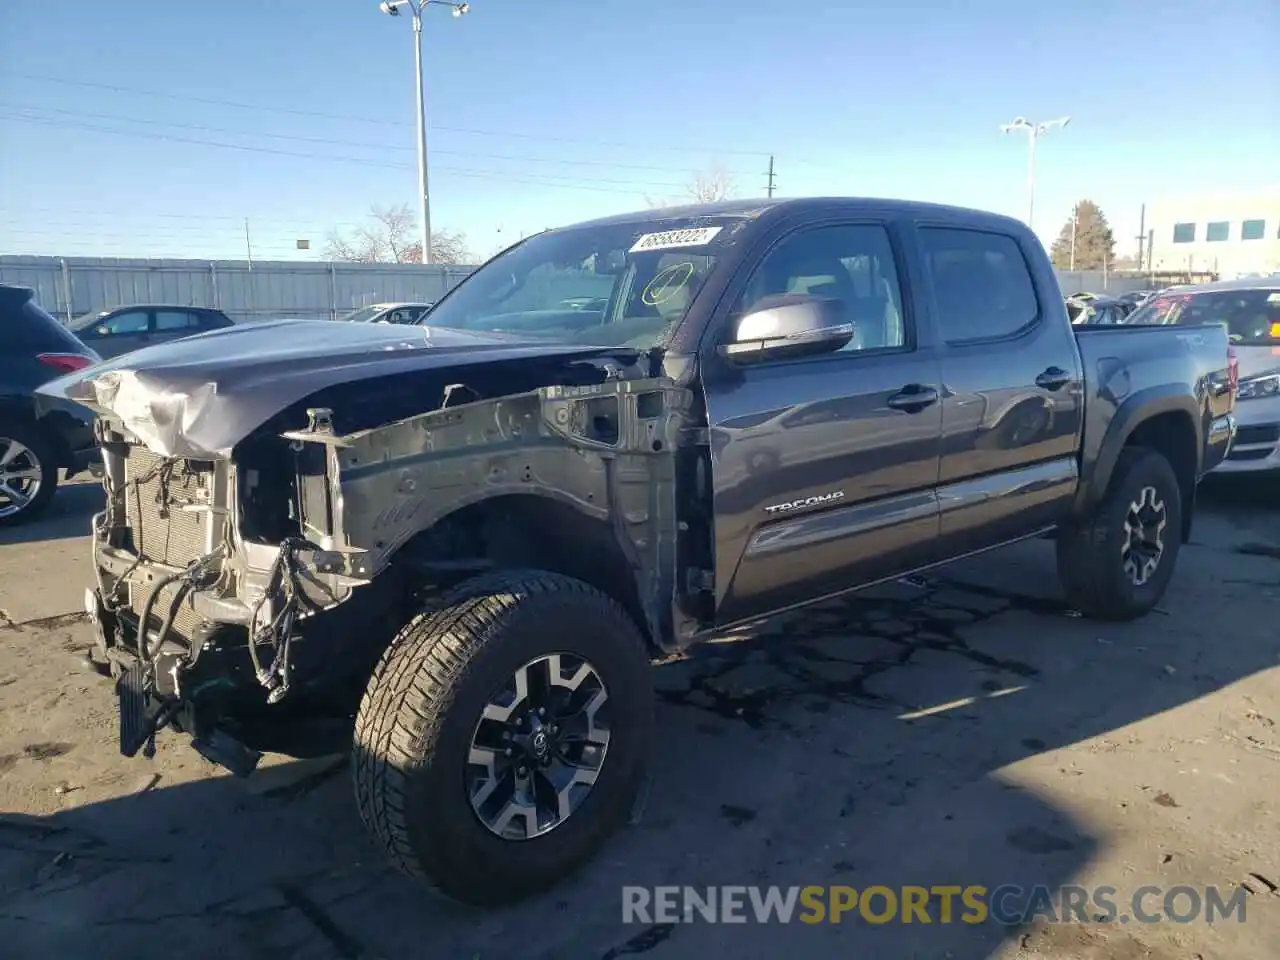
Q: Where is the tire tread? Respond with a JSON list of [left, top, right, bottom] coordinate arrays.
[[1057, 447, 1182, 621], [352, 569, 651, 901]]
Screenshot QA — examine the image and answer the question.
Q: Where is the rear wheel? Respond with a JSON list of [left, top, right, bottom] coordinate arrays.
[[352, 570, 653, 905], [1057, 447, 1182, 620], [0, 423, 58, 527]]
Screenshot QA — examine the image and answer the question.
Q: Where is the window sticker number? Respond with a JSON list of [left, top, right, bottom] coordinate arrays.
[[628, 226, 723, 254]]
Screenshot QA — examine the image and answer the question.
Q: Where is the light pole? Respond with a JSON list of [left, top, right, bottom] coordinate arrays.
[[378, 0, 470, 265], [999, 115, 1070, 233], [1069, 202, 1078, 271]]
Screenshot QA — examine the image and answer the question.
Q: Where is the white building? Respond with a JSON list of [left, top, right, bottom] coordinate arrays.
[[1144, 185, 1280, 279]]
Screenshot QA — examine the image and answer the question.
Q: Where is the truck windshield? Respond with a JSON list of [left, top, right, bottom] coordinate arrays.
[[419, 216, 750, 349], [1124, 288, 1280, 345]]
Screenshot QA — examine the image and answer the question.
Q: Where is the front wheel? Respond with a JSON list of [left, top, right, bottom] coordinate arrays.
[[1057, 447, 1182, 620], [352, 571, 654, 905]]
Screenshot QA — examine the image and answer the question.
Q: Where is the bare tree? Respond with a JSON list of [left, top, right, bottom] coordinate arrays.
[[688, 163, 736, 202], [406, 229, 469, 266], [646, 163, 738, 209], [325, 203, 471, 265]]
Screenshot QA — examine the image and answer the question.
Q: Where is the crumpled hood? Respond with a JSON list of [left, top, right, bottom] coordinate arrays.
[[35, 319, 626, 459]]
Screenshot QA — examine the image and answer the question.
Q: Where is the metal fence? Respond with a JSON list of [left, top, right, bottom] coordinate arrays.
[[0, 256, 477, 324], [0, 255, 1170, 325], [1054, 271, 1153, 296]]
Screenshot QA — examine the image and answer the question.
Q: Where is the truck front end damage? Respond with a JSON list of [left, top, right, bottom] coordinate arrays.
[[83, 365, 686, 776]]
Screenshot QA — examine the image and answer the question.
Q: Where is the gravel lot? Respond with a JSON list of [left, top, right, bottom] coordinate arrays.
[[1, 476, 1278, 959]]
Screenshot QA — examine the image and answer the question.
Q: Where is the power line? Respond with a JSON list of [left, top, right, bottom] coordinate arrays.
[[0, 112, 687, 192], [8, 228, 335, 243], [1, 207, 375, 228], [1, 213, 366, 231], [0, 72, 773, 157], [2, 205, 436, 230], [0, 101, 745, 176]]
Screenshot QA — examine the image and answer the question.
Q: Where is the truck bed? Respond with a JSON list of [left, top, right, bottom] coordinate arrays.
[[1074, 322, 1236, 484]]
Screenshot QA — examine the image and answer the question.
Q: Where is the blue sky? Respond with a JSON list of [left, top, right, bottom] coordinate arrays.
[[1, 0, 1276, 263]]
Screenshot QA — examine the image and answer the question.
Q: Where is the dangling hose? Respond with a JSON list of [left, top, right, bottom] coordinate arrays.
[[134, 567, 192, 662]]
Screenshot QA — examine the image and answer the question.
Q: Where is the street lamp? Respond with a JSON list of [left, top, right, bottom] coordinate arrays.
[[999, 115, 1070, 233], [378, 0, 470, 265]]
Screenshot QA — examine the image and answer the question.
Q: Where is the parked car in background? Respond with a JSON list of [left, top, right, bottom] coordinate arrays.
[[70, 305, 234, 361], [1117, 289, 1157, 308], [0, 284, 101, 525], [1066, 294, 1134, 325], [336, 302, 435, 325], [1122, 275, 1280, 473]]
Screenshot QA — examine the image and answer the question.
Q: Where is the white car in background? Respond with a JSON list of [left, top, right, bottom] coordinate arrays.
[[1123, 276, 1280, 473], [336, 301, 435, 325]]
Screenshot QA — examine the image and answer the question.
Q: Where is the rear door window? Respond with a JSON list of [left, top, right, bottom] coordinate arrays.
[[156, 310, 200, 332], [921, 228, 1040, 343]]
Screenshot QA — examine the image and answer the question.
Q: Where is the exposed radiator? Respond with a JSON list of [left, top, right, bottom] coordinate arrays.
[[121, 446, 213, 641], [123, 447, 209, 567]]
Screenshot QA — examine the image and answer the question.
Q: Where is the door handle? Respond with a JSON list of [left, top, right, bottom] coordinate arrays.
[[886, 384, 939, 412], [1035, 367, 1071, 391]]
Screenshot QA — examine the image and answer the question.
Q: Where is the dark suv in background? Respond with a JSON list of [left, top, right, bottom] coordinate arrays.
[[0, 284, 102, 525], [70, 305, 234, 360]]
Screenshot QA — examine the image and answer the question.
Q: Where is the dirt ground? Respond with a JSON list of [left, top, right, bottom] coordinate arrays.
[[1, 476, 1278, 960]]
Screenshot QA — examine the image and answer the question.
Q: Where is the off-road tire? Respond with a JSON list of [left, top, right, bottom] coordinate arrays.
[[1057, 447, 1182, 620], [352, 570, 654, 905], [0, 421, 58, 527]]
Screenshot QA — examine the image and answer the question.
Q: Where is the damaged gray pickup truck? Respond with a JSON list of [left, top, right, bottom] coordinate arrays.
[[40, 198, 1238, 905]]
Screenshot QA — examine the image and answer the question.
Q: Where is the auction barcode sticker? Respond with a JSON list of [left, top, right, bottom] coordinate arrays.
[[629, 226, 723, 253]]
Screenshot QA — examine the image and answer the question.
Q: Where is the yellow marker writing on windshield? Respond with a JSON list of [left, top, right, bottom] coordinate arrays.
[[642, 261, 695, 307]]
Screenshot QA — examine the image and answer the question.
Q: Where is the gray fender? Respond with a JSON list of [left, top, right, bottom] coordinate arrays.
[[1075, 383, 1201, 516]]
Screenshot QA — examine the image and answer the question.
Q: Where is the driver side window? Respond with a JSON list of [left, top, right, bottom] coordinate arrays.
[[737, 224, 907, 353], [101, 310, 149, 335]]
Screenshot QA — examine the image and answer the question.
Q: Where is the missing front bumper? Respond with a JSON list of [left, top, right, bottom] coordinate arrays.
[[86, 587, 262, 775]]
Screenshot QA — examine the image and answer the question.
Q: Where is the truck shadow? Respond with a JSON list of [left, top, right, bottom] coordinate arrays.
[[2, 499, 1277, 959]]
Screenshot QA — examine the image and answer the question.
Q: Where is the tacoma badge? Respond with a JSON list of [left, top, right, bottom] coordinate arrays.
[[764, 491, 845, 515]]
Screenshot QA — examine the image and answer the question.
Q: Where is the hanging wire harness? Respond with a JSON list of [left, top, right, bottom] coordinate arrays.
[[97, 453, 312, 741]]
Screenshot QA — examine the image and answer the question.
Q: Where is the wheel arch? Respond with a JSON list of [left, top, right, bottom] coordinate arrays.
[[386, 490, 657, 652], [0, 396, 38, 429], [1081, 388, 1201, 542]]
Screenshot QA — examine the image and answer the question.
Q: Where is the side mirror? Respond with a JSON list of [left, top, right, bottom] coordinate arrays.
[[95, 326, 110, 337], [718, 295, 853, 362]]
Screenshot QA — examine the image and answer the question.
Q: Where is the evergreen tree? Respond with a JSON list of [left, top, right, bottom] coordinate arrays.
[[1050, 200, 1116, 271]]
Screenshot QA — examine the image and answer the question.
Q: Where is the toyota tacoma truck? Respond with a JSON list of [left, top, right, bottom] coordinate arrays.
[[39, 198, 1238, 906]]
